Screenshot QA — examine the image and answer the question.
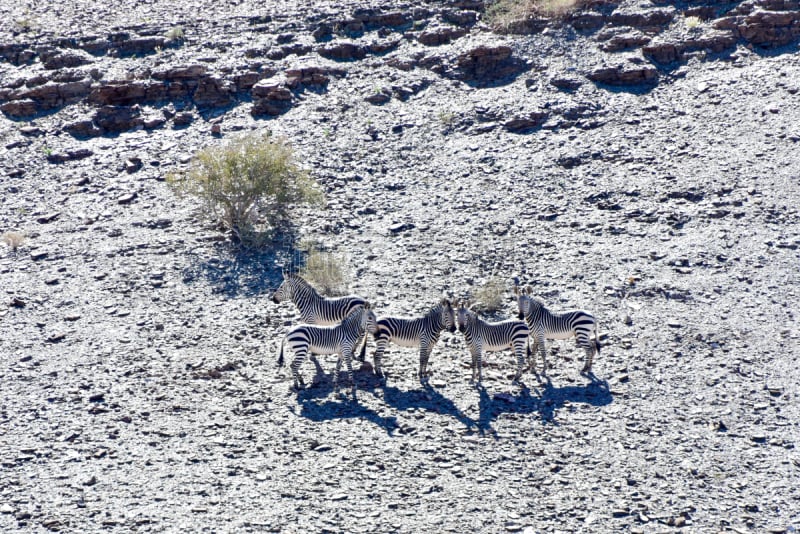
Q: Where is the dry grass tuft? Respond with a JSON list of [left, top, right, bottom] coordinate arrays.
[[684, 16, 701, 29], [300, 245, 350, 296], [474, 277, 507, 313], [2, 231, 25, 253], [486, 0, 584, 29]]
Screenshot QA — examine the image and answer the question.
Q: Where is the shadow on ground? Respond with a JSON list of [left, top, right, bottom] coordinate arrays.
[[292, 360, 400, 434], [477, 373, 613, 435], [181, 222, 300, 298], [378, 383, 477, 430]]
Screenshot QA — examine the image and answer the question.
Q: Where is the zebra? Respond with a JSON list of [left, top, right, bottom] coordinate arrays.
[[277, 303, 377, 399], [271, 271, 368, 362], [514, 284, 600, 375], [455, 299, 531, 385], [364, 298, 456, 383], [271, 271, 366, 325]]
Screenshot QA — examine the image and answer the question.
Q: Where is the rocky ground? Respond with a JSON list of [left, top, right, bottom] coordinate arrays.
[[1, 0, 799, 532]]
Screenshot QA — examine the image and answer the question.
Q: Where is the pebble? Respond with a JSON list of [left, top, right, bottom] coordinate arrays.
[[117, 192, 138, 204]]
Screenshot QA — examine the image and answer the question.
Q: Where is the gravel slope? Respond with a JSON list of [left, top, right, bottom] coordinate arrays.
[[1, 0, 799, 532]]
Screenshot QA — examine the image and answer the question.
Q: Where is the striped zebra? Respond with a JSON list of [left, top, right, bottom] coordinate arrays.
[[271, 272, 366, 325], [514, 285, 600, 375], [272, 272, 368, 362], [277, 303, 377, 399], [456, 299, 531, 385], [365, 298, 456, 383]]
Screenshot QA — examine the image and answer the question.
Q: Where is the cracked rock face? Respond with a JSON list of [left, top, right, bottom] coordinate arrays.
[[1, 0, 799, 532]]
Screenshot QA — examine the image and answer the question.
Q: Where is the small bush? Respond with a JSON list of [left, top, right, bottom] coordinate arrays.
[[474, 277, 506, 313], [168, 133, 323, 247], [684, 16, 701, 29], [485, 0, 582, 28], [166, 27, 185, 41], [300, 245, 350, 296], [2, 231, 25, 253]]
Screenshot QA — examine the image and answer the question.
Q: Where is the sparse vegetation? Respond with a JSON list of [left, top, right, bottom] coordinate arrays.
[[684, 15, 701, 29], [166, 26, 185, 41], [438, 110, 456, 128], [2, 231, 25, 253], [299, 244, 350, 296], [168, 132, 323, 247], [474, 277, 507, 313], [15, 10, 36, 33], [485, 0, 583, 28]]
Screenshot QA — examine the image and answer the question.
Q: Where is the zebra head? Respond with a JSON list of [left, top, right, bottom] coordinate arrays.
[[272, 271, 299, 304], [514, 285, 538, 320], [455, 299, 474, 334], [439, 298, 456, 333], [361, 302, 378, 335]]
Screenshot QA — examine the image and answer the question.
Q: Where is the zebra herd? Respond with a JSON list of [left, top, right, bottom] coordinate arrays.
[[272, 272, 600, 399]]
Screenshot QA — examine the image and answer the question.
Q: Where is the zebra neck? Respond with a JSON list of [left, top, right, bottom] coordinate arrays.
[[342, 312, 363, 332], [426, 307, 444, 331], [294, 282, 322, 304]]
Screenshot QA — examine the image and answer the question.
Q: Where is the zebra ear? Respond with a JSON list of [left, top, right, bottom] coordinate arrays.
[[525, 285, 533, 295], [513, 285, 520, 296]]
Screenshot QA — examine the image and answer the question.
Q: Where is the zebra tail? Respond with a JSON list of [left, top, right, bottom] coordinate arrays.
[[277, 337, 285, 367], [526, 339, 532, 359]]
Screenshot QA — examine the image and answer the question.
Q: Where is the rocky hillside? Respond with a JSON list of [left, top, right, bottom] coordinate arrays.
[[1, 0, 799, 532]]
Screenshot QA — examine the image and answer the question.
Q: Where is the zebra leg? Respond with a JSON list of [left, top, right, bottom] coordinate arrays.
[[513, 343, 525, 384], [476, 349, 484, 384], [524, 338, 536, 372], [419, 342, 432, 383], [537, 333, 547, 377], [355, 333, 367, 363], [345, 350, 357, 401], [373, 338, 388, 380], [580, 333, 595, 373], [469, 346, 478, 383], [333, 354, 343, 396], [290, 349, 307, 390]]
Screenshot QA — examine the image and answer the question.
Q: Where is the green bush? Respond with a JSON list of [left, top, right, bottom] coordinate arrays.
[[169, 133, 323, 247]]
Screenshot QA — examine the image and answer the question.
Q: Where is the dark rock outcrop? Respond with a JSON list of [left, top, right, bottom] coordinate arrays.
[[588, 63, 659, 86], [251, 79, 294, 116]]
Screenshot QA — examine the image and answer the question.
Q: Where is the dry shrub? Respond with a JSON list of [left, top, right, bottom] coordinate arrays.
[[168, 133, 323, 247], [684, 16, 701, 29], [300, 246, 350, 296], [2, 231, 25, 253], [486, 0, 583, 28], [474, 277, 507, 313]]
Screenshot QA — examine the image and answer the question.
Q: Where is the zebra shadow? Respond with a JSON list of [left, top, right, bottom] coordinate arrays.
[[290, 360, 400, 433], [291, 359, 384, 402], [295, 398, 399, 435], [536, 374, 613, 423], [476, 374, 613, 435], [377, 383, 477, 431]]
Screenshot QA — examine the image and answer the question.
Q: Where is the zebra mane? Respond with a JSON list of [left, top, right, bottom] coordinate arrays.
[[287, 273, 322, 297]]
